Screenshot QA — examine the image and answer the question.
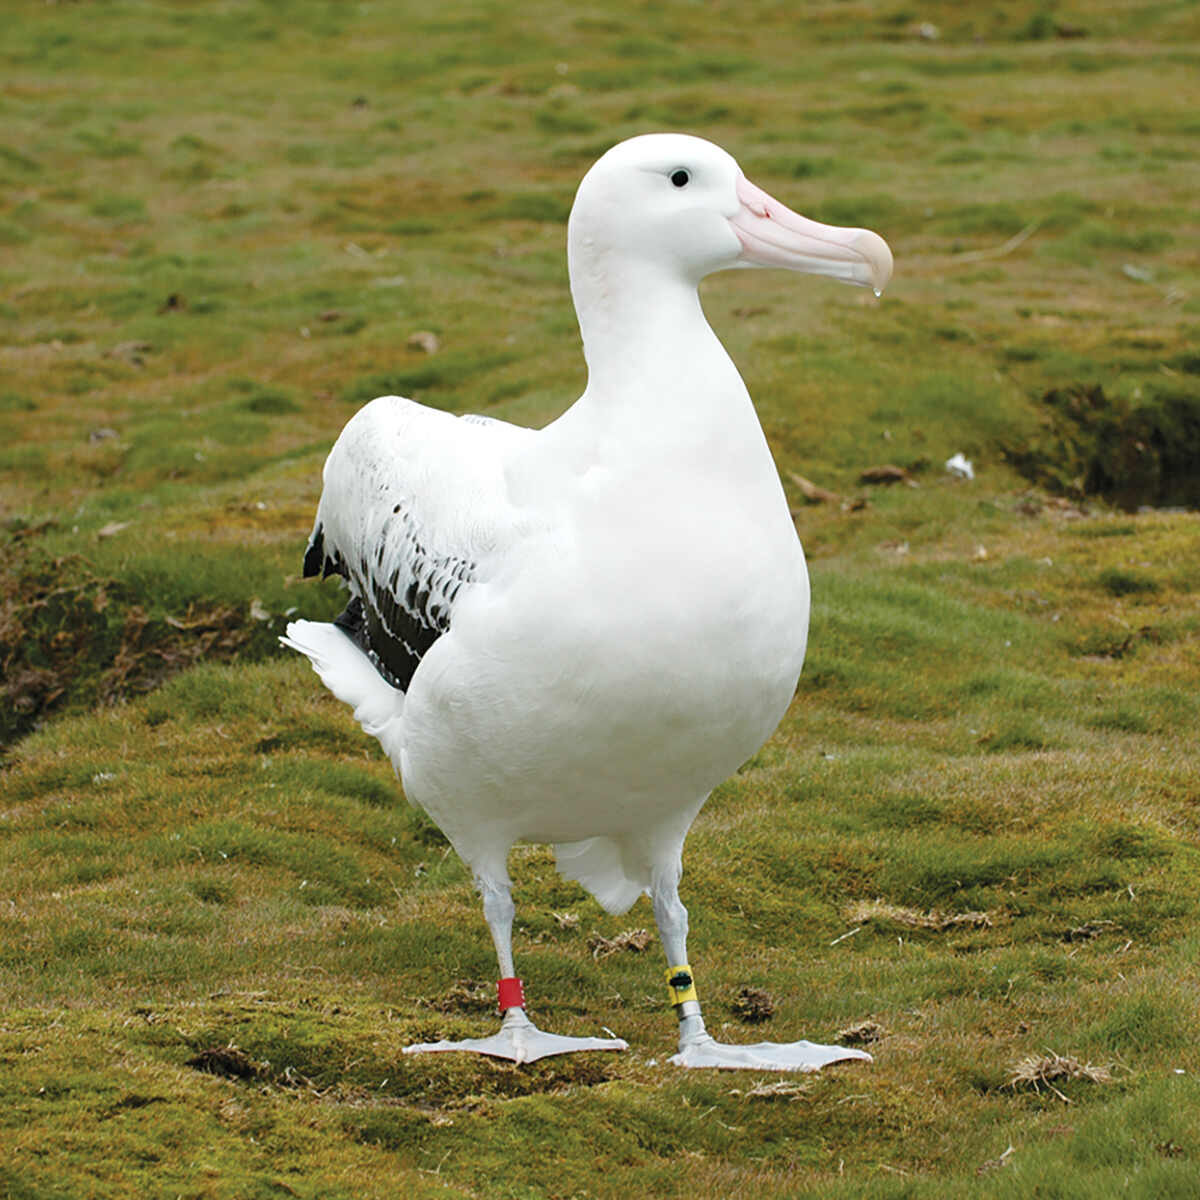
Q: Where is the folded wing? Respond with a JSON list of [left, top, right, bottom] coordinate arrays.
[[303, 396, 533, 693]]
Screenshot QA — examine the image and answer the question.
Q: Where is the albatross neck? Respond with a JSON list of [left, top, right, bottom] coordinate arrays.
[[569, 252, 748, 428]]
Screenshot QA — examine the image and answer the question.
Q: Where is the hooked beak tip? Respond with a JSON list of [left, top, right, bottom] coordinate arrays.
[[855, 229, 894, 295]]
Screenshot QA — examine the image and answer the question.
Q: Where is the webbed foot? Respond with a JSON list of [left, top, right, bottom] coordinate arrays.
[[670, 1032, 870, 1072], [403, 1008, 628, 1064]]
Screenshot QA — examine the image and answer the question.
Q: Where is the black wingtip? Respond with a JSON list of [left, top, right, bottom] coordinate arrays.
[[302, 524, 325, 578], [333, 595, 365, 638]]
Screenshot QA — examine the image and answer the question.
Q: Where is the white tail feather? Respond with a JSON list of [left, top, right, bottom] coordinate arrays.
[[280, 620, 404, 749]]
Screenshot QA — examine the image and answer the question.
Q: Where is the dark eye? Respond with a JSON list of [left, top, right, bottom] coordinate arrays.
[[670, 168, 691, 188]]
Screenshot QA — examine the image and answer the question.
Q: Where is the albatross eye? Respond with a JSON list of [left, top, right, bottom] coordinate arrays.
[[670, 168, 691, 188]]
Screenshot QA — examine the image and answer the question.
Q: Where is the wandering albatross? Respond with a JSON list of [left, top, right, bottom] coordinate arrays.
[[282, 133, 892, 1071]]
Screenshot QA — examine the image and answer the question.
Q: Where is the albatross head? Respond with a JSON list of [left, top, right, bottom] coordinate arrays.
[[569, 132, 893, 295]]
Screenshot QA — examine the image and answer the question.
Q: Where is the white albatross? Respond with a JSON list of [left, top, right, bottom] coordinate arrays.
[[282, 133, 892, 1071]]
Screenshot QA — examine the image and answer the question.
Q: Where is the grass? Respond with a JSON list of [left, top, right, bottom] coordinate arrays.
[[2, 0, 1200, 1196]]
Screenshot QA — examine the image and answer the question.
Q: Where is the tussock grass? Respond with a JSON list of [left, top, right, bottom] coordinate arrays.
[[2, 1, 1199, 1197]]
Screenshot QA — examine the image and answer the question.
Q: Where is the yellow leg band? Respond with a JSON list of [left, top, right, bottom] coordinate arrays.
[[665, 964, 698, 1006]]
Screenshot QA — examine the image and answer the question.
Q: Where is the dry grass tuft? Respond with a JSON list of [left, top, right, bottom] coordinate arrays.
[[1061, 919, 1120, 943], [837, 1019, 885, 1046], [976, 1144, 1015, 1175], [730, 986, 775, 1024], [736, 1080, 811, 1102], [426, 979, 495, 1014], [1005, 1051, 1114, 1102], [587, 928, 653, 958], [847, 899, 994, 932]]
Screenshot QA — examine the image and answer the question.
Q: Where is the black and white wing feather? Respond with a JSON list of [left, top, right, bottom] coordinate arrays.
[[302, 396, 532, 693]]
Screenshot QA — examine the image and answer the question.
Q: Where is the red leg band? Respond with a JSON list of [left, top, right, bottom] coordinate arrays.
[[497, 976, 525, 1012]]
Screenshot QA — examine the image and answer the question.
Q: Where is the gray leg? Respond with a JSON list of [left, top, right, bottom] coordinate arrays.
[[478, 874, 516, 983], [651, 872, 708, 1046]]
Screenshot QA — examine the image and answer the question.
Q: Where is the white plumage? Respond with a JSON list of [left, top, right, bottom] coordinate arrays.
[[283, 133, 892, 1069]]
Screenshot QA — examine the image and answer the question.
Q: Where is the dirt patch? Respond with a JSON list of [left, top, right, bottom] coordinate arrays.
[[104, 601, 249, 698], [186, 1043, 266, 1081], [1, 542, 259, 749], [1002, 383, 1200, 510]]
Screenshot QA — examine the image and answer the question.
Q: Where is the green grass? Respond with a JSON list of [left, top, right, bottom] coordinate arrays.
[[2, 1, 1200, 1197]]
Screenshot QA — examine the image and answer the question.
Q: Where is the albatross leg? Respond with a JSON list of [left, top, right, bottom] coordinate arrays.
[[651, 873, 871, 1072], [403, 872, 627, 1063]]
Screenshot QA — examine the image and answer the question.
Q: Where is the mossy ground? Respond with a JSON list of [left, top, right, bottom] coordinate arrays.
[[2, 2, 1199, 1197]]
